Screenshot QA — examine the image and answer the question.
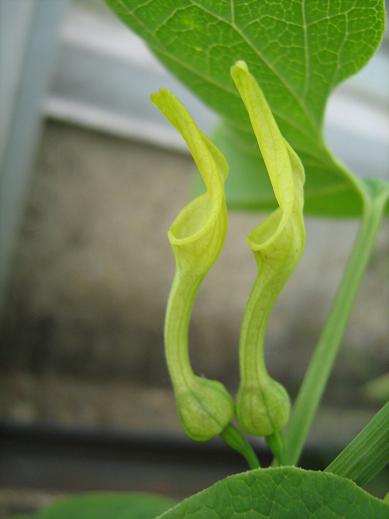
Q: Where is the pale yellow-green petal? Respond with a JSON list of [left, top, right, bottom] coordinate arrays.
[[151, 89, 233, 441], [151, 89, 228, 276], [231, 61, 305, 437]]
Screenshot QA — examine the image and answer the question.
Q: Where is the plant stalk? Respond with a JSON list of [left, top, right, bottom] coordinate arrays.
[[220, 423, 261, 469], [266, 430, 285, 465], [284, 180, 389, 466]]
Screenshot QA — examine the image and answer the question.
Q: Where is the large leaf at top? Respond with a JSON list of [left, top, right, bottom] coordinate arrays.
[[106, 0, 386, 217], [159, 467, 389, 518]]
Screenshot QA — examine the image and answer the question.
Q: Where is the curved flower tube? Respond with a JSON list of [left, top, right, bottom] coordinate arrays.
[[231, 61, 306, 437], [151, 89, 234, 442]]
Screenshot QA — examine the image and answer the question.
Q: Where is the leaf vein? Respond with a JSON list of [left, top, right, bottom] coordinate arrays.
[[189, 0, 319, 133]]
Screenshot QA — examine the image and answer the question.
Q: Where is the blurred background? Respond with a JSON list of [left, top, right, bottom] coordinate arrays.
[[0, 0, 388, 516]]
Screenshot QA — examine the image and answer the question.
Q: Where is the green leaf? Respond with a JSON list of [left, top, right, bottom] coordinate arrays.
[[159, 467, 389, 518], [25, 493, 175, 519], [106, 0, 386, 217], [326, 402, 389, 486]]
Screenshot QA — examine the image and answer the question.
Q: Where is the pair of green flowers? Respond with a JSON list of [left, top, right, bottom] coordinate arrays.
[[151, 62, 305, 450]]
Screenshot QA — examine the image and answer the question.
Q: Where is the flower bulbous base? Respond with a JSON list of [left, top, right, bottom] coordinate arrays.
[[236, 378, 290, 437], [176, 376, 234, 442]]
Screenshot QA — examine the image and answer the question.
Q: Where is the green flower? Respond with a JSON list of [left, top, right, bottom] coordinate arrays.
[[231, 61, 306, 437], [151, 89, 234, 442]]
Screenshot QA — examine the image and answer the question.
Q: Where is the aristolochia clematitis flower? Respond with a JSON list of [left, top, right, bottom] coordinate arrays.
[[231, 61, 306, 437], [151, 89, 234, 442]]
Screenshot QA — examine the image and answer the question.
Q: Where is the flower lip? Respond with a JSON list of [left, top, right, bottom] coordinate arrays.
[[247, 208, 284, 252], [151, 88, 227, 249], [168, 193, 224, 247], [230, 62, 305, 255]]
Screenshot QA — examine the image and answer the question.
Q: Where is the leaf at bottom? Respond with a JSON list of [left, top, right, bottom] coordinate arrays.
[[159, 467, 389, 518]]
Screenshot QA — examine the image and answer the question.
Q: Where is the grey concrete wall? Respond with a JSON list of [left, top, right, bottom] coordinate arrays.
[[1, 121, 388, 407]]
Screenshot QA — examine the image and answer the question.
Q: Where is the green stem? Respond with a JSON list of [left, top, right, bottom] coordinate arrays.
[[220, 423, 261, 469], [266, 430, 285, 465], [164, 273, 200, 386], [284, 180, 389, 466], [239, 272, 274, 386]]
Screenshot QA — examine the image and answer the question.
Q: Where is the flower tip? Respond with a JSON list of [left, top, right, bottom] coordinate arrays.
[[236, 60, 248, 69], [150, 90, 160, 106], [232, 60, 249, 75], [231, 61, 250, 87], [150, 87, 172, 108]]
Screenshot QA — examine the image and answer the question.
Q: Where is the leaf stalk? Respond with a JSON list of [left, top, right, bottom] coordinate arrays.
[[284, 180, 389, 465]]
